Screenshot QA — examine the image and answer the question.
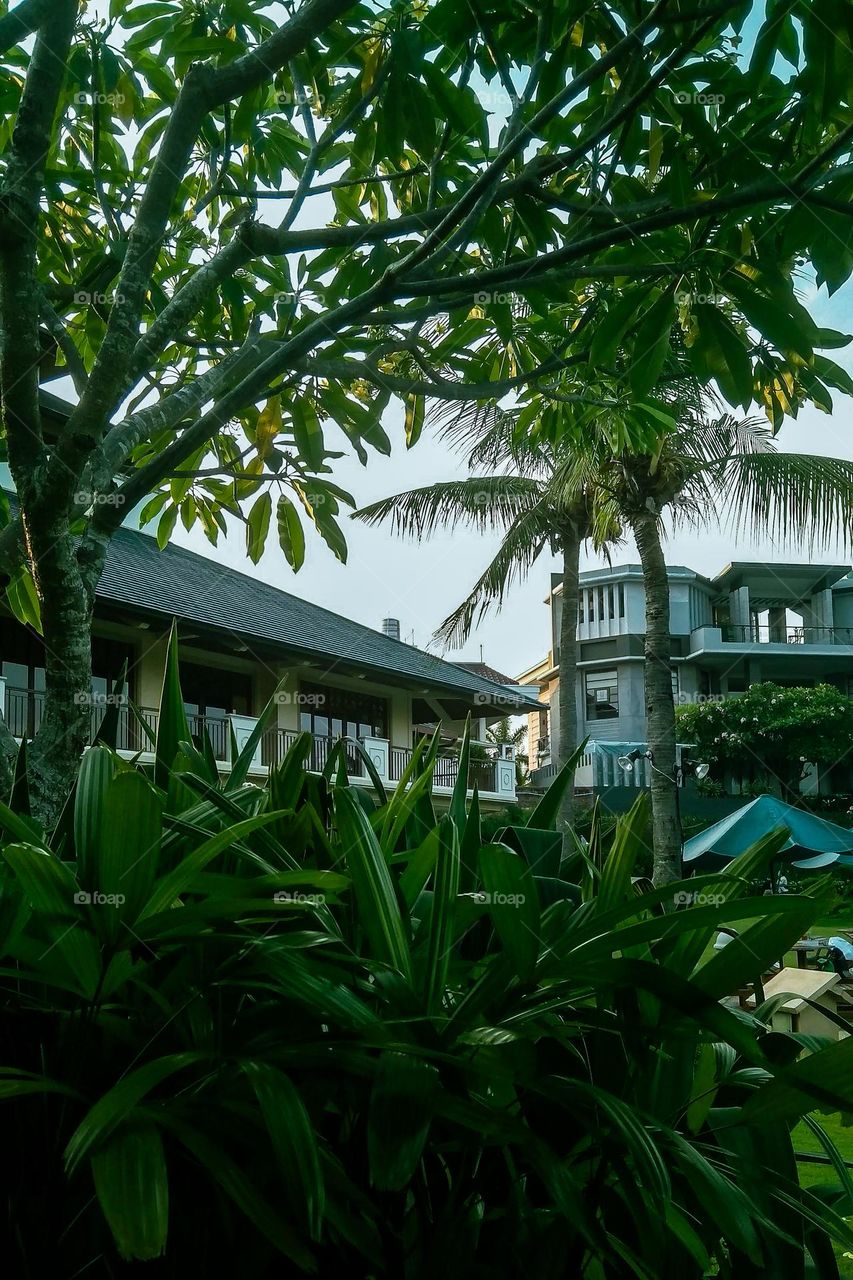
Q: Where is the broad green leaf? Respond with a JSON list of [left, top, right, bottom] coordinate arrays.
[[242, 1062, 324, 1240], [368, 1052, 438, 1191], [155, 621, 190, 790], [277, 494, 305, 570], [478, 842, 540, 981], [246, 491, 272, 564], [91, 1122, 169, 1261], [333, 788, 411, 978]]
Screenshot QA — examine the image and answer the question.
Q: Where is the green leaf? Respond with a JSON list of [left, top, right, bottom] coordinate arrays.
[[291, 398, 324, 470], [241, 1062, 324, 1240], [91, 1122, 169, 1261], [404, 393, 425, 448], [74, 747, 117, 896], [631, 289, 676, 397], [423, 815, 460, 1012], [277, 494, 305, 570], [96, 770, 162, 934], [368, 1052, 438, 1190], [688, 304, 754, 409], [154, 621, 190, 790], [246, 491, 272, 564], [525, 740, 588, 831], [65, 1053, 206, 1175], [478, 842, 540, 981], [2, 843, 102, 997], [6, 565, 42, 633], [333, 788, 411, 978]]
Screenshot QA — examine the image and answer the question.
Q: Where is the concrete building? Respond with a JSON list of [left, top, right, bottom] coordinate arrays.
[[0, 519, 539, 807], [521, 560, 853, 792]]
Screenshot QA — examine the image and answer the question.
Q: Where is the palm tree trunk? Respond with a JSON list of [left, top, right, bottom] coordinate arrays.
[[632, 512, 681, 886], [557, 529, 581, 845]]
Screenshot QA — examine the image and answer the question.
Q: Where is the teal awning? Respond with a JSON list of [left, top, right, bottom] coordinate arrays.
[[683, 795, 853, 871]]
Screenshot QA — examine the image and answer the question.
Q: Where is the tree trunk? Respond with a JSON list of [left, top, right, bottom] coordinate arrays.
[[23, 520, 106, 829], [632, 512, 681, 886], [557, 529, 581, 848]]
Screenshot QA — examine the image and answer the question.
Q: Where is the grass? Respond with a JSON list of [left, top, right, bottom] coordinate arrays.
[[794, 1112, 853, 1277]]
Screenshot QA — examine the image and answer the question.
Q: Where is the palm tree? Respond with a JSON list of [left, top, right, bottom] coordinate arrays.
[[568, 408, 853, 884], [355, 404, 620, 838], [485, 715, 529, 787]]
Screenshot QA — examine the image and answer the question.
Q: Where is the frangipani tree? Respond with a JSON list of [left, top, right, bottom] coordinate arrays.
[[0, 0, 851, 819]]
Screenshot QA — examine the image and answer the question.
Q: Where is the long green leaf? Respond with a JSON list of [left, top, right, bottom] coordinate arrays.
[[333, 789, 411, 979], [242, 1062, 325, 1240], [155, 621, 190, 789], [91, 1122, 169, 1261]]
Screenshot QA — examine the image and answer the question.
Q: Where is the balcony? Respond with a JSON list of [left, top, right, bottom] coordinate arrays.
[[690, 624, 853, 655], [720, 624, 853, 645], [1, 685, 517, 802]]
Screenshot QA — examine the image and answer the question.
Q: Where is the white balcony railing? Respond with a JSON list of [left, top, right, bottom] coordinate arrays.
[[1, 683, 517, 801]]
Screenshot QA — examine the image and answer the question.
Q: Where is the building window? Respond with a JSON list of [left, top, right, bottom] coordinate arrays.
[[588, 589, 595, 622], [618, 583, 625, 618], [671, 668, 679, 703], [579, 593, 585, 624], [585, 669, 619, 720], [598, 587, 605, 622], [299, 681, 388, 741], [608, 586, 615, 620]]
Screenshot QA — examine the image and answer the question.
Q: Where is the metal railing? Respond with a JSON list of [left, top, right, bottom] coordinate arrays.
[[2, 691, 508, 794], [4, 687, 158, 753], [261, 728, 366, 776], [719, 624, 853, 645], [389, 743, 499, 793]]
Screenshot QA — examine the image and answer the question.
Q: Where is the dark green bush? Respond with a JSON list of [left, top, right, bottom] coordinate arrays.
[[1, 629, 853, 1276]]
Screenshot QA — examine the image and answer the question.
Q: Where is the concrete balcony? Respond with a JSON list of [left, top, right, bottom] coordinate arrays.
[[690, 624, 853, 655], [1, 683, 517, 803]]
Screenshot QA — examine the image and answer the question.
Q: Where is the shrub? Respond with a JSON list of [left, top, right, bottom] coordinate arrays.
[[1, 630, 853, 1275]]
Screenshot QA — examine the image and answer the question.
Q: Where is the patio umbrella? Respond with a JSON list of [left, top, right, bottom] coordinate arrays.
[[682, 794, 853, 872]]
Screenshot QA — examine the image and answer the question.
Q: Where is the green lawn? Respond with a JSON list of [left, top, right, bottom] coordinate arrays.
[[794, 1112, 853, 1277]]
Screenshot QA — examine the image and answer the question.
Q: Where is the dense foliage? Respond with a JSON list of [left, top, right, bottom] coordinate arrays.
[[678, 682, 853, 796], [3, 632, 853, 1275]]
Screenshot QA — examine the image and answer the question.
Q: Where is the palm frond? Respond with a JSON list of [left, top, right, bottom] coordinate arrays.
[[721, 453, 853, 551], [353, 475, 544, 539], [434, 507, 553, 649]]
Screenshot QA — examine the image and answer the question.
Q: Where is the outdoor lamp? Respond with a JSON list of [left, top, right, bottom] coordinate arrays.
[[617, 749, 649, 773], [680, 759, 710, 781]]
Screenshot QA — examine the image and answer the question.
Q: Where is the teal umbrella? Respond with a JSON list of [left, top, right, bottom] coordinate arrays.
[[683, 794, 853, 871]]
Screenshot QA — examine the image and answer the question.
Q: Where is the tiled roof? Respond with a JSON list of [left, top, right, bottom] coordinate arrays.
[[97, 526, 540, 710]]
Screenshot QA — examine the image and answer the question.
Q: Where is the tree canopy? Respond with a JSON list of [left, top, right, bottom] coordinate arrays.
[[677, 682, 853, 794], [2, 0, 853, 813]]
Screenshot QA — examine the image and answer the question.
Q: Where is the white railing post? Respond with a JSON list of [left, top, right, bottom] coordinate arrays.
[[362, 736, 390, 785], [495, 746, 516, 799], [227, 714, 263, 772]]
